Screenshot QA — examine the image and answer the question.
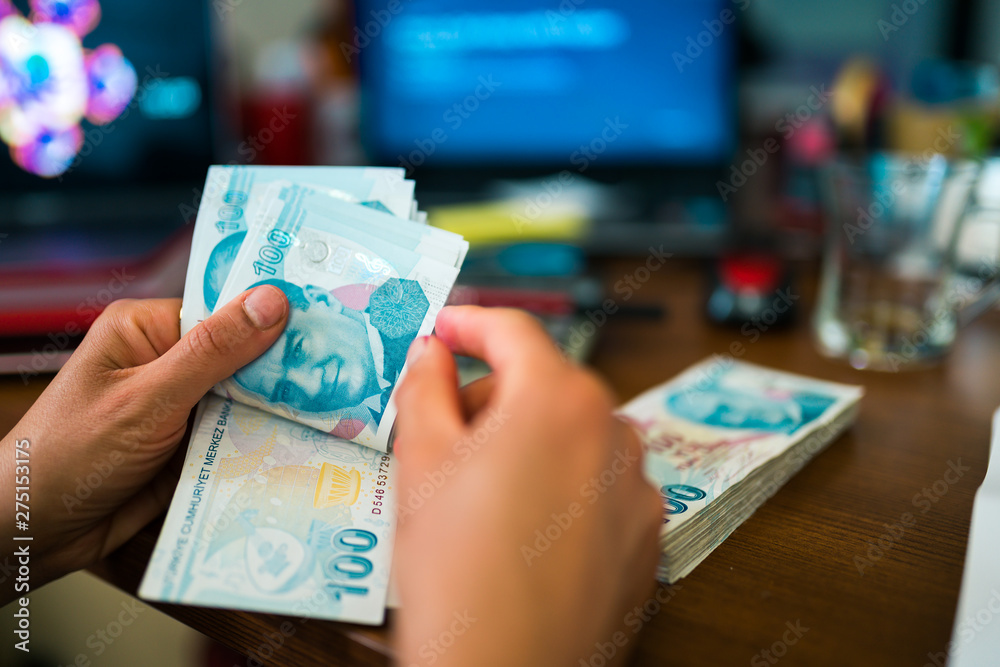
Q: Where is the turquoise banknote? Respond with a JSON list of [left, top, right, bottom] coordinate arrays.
[[291, 183, 468, 268], [139, 396, 396, 625], [213, 182, 465, 451], [181, 165, 415, 335]]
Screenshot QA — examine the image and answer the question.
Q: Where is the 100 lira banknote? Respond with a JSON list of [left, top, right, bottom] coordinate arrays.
[[139, 396, 396, 625], [295, 183, 467, 269], [181, 165, 416, 335], [213, 182, 466, 452]]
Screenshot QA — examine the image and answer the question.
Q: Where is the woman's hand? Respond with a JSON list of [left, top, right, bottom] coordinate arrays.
[[393, 306, 662, 666], [1, 285, 288, 596]]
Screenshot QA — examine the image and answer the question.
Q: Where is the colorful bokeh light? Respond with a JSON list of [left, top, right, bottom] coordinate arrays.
[[0, 0, 135, 177], [12, 123, 81, 176], [30, 0, 101, 38], [85, 43, 135, 124]]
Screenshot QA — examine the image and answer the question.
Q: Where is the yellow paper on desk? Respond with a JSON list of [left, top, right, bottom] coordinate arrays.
[[430, 199, 589, 245]]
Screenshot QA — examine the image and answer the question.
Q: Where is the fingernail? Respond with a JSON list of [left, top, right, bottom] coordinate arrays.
[[407, 336, 430, 363], [243, 286, 286, 330]]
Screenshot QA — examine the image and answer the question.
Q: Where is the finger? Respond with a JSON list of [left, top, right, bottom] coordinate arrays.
[[616, 415, 650, 471], [459, 374, 495, 420], [151, 285, 288, 406], [76, 298, 184, 371], [394, 336, 465, 467], [123, 298, 185, 357], [434, 306, 563, 383]]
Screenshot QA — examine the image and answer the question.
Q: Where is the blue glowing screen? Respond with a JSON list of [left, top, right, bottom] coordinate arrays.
[[357, 0, 734, 166]]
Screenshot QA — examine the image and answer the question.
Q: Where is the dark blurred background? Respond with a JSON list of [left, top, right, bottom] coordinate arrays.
[[2, 0, 998, 331]]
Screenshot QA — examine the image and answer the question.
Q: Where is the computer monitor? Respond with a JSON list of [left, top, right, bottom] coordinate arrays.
[[0, 0, 216, 230], [357, 0, 735, 170]]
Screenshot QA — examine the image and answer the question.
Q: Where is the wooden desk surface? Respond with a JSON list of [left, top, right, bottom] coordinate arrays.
[[2, 259, 998, 667]]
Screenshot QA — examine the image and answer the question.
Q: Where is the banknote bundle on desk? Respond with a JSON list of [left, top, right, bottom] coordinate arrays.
[[618, 359, 863, 584], [140, 166, 863, 625]]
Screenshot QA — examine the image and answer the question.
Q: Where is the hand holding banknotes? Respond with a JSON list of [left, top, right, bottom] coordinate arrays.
[[393, 306, 663, 667], [0, 286, 289, 597], [0, 293, 663, 665]]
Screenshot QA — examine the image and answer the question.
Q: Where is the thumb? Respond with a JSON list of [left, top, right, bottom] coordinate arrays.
[[394, 336, 465, 469], [153, 285, 288, 407]]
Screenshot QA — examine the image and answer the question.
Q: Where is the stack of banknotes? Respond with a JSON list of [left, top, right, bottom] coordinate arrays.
[[179, 165, 469, 451], [140, 166, 863, 623], [140, 165, 468, 624], [618, 358, 863, 584]]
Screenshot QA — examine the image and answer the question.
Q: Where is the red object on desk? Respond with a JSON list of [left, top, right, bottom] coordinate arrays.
[[447, 285, 577, 316], [0, 228, 191, 337]]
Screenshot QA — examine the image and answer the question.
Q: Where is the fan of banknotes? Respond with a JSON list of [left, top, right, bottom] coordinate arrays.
[[181, 165, 468, 452], [140, 166, 466, 624], [140, 166, 863, 625]]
